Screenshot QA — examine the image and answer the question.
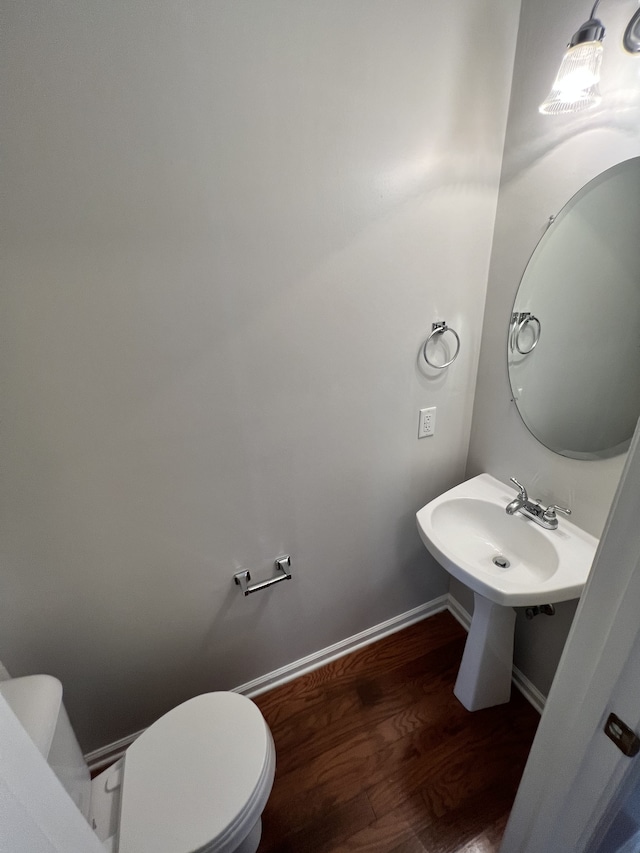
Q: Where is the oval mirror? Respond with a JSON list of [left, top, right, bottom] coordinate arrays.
[[508, 157, 640, 460]]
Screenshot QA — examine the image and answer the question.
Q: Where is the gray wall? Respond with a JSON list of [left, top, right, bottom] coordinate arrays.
[[467, 0, 640, 696], [1, 1, 519, 751]]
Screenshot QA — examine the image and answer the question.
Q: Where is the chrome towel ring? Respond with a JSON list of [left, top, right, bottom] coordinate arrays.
[[510, 312, 541, 355], [423, 321, 460, 369]]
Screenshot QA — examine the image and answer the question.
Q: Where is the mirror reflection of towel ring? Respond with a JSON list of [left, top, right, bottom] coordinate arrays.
[[515, 314, 541, 355], [422, 321, 461, 369], [624, 7, 640, 53]]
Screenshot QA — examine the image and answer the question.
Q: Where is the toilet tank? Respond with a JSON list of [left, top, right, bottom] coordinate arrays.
[[0, 675, 91, 818]]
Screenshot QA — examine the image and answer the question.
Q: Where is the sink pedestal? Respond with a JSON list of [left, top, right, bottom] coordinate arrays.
[[454, 593, 516, 711]]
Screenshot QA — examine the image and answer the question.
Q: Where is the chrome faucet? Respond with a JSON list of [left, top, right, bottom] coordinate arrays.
[[506, 477, 571, 530], [506, 477, 529, 515]]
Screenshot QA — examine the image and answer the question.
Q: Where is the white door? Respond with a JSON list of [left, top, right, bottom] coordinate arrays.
[[586, 761, 640, 853], [500, 422, 640, 853]]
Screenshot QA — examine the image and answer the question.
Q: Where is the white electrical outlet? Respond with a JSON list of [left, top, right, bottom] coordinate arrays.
[[418, 406, 436, 438]]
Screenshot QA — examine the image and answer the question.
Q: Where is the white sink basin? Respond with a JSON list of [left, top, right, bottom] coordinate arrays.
[[416, 473, 598, 607], [416, 473, 599, 711]]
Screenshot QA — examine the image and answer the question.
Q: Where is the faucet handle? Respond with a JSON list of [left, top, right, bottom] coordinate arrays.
[[543, 504, 571, 520], [509, 477, 528, 501]]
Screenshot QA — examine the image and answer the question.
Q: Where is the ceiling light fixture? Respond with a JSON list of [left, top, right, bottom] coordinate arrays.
[[540, 0, 605, 115]]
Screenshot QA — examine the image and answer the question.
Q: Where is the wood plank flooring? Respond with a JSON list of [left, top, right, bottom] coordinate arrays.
[[254, 611, 539, 853]]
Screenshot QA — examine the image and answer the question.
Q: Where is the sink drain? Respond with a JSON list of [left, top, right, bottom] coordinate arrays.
[[492, 555, 510, 569]]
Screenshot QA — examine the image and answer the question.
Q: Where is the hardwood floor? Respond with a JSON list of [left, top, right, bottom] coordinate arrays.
[[254, 611, 540, 853]]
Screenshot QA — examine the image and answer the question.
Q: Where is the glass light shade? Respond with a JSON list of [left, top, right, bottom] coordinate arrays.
[[539, 41, 603, 115]]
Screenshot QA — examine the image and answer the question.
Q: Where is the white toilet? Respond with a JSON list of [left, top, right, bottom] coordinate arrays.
[[0, 674, 276, 853]]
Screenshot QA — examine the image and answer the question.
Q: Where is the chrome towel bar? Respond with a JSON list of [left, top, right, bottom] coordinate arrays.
[[234, 555, 292, 596]]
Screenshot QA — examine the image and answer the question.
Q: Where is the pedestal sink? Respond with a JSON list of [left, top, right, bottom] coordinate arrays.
[[416, 474, 598, 711]]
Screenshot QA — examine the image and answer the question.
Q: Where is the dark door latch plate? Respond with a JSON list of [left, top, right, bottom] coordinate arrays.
[[604, 713, 640, 757]]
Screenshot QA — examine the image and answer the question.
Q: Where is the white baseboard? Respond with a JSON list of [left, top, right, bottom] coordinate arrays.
[[86, 596, 449, 770], [85, 729, 145, 773], [511, 667, 546, 715], [447, 594, 473, 633], [234, 595, 450, 699], [85, 591, 544, 770]]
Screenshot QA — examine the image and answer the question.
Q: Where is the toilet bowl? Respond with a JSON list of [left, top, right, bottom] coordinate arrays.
[[0, 676, 276, 853]]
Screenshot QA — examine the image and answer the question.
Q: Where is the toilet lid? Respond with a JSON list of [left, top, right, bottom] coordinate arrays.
[[117, 692, 275, 853]]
